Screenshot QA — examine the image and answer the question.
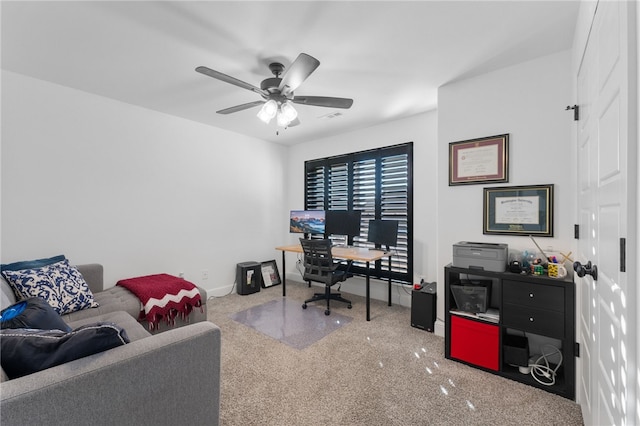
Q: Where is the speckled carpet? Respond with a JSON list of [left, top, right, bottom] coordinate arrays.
[[208, 280, 584, 426]]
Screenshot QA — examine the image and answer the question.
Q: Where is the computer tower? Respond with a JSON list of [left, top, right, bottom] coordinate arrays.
[[411, 288, 436, 332], [236, 261, 261, 295]]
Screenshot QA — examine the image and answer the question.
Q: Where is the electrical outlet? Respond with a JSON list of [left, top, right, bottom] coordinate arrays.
[[201, 270, 209, 280]]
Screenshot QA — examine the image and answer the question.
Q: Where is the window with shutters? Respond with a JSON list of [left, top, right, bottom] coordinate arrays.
[[304, 143, 413, 284]]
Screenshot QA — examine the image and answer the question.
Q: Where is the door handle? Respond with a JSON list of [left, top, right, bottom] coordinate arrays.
[[573, 261, 598, 281]]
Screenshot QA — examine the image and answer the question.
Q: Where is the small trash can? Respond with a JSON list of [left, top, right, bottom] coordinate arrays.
[[236, 261, 261, 295]]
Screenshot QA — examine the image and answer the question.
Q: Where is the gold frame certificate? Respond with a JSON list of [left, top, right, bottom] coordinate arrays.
[[483, 185, 554, 237]]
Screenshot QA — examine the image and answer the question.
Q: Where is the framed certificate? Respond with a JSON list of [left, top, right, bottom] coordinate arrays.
[[449, 134, 509, 185], [483, 184, 554, 237], [260, 260, 281, 288]]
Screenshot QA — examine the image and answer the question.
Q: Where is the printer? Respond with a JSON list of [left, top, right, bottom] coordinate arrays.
[[452, 241, 508, 272]]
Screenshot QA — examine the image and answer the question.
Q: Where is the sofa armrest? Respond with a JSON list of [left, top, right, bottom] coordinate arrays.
[[0, 321, 221, 426]]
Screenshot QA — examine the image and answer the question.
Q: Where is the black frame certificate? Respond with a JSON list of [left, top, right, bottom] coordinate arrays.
[[483, 184, 554, 236]]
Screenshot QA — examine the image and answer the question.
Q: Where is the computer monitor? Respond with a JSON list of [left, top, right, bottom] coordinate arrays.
[[367, 219, 399, 249], [289, 210, 326, 235], [325, 210, 362, 237]]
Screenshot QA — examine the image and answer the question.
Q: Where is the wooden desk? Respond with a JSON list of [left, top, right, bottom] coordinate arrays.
[[275, 244, 390, 321]]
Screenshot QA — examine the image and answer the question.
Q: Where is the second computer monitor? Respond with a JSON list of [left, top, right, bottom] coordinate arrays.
[[367, 219, 399, 249], [325, 210, 362, 237]]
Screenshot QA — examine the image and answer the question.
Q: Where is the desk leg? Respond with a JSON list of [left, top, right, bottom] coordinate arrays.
[[388, 255, 392, 307], [281, 251, 286, 297], [366, 261, 371, 321]]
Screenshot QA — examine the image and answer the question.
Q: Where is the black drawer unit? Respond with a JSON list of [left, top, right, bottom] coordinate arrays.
[[502, 303, 565, 338], [503, 280, 564, 312], [444, 264, 576, 400], [502, 280, 565, 338]]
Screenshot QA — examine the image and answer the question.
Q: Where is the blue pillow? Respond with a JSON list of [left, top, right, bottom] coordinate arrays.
[[2, 259, 98, 315], [0, 297, 71, 332], [0, 322, 130, 379], [1, 255, 66, 272]]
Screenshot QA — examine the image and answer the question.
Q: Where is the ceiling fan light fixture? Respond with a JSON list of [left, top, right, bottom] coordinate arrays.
[[276, 109, 291, 127], [280, 101, 298, 122], [257, 99, 278, 123]]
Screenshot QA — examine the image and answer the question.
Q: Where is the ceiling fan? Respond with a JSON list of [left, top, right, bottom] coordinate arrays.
[[195, 53, 353, 127]]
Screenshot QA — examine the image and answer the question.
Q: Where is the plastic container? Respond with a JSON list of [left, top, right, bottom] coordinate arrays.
[[451, 281, 491, 313]]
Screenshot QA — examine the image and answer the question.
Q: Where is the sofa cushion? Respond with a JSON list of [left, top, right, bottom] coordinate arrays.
[[68, 311, 151, 342], [62, 286, 142, 323], [0, 297, 71, 332], [2, 259, 98, 315], [0, 322, 129, 379], [0, 277, 18, 312]]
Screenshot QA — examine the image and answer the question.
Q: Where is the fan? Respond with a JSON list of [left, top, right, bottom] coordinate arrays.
[[195, 53, 353, 126]]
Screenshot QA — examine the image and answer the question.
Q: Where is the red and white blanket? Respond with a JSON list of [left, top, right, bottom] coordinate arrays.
[[116, 274, 202, 330]]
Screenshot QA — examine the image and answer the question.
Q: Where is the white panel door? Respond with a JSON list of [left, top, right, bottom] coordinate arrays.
[[576, 1, 636, 425]]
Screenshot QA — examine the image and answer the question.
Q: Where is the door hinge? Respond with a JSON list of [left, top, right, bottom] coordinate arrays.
[[620, 238, 626, 272], [574, 342, 580, 357], [574, 224, 580, 239]]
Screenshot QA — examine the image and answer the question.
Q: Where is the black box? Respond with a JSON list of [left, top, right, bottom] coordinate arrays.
[[236, 261, 261, 295], [503, 334, 529, 367], [411, 290, 436, 332]]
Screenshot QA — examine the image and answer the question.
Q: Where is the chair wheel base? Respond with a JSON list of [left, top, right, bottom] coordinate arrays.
[[302, 304, 307, 309], [325, 310, 330, 315], [347, 304, 352, 309]]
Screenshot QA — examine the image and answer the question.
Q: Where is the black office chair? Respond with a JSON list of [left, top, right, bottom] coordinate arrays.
[[299, 238, 353, 315]]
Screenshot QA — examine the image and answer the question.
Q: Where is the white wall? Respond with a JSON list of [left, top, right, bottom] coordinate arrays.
[[1, 71, 287, 294], [436, 50, 575, 335], [285, 112, 438, 307]]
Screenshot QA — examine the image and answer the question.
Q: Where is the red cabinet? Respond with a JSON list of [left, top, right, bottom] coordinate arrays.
[[450, 315, 499, 371]]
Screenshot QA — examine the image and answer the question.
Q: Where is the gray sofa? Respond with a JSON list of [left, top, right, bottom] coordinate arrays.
[[0, 264, 221, 426]]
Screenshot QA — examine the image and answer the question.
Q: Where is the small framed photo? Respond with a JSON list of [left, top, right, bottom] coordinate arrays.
[[449, 134, 509, 185], [260, 260, 281, 288], [483, 184, 554, 237]]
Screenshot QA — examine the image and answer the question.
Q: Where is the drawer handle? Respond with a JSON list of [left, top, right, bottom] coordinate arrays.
[[529, 293, 534, 298], [529, 317, 535, 322]]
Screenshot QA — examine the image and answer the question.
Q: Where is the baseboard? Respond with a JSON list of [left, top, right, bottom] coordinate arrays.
[[434, 318, 445, 337], [207, 285, 235, 299]]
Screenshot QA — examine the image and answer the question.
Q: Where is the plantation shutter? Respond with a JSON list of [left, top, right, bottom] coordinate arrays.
[[304, 143, 413, 284]]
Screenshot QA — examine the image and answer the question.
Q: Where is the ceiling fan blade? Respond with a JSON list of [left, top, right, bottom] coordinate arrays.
[[196, 66, 268, 97], [216, 100, 265, 115], [292, 96, 353, 109], [278, 53, 320, 96]]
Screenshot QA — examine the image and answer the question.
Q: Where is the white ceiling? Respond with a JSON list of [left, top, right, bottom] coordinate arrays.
[[1, 1, 580, 145]]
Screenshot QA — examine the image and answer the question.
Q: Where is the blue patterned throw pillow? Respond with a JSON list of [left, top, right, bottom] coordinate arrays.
[[2, 259, 99, 315]]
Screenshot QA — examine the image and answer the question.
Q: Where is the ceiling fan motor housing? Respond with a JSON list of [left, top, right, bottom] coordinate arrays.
[[260, 77, 282, 93]]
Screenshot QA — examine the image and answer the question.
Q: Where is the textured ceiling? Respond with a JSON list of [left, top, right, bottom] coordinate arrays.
[[1, 1, 580, 145]]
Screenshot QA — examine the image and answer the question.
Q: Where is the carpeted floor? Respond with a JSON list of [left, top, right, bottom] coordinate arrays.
[[208, 280, 584, 426]]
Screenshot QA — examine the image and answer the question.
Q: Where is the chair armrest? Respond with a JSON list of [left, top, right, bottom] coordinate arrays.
[[1, 322, 221, 426]]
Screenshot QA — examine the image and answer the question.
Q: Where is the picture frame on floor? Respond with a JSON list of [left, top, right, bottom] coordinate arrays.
[[260, 260, 281, 288]]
